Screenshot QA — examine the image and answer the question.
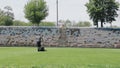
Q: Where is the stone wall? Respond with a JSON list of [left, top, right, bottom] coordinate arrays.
[[0, 26, 120, 48]]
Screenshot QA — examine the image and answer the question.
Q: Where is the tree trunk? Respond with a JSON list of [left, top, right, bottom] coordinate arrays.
[[101, 22, 103, 28], [110, 22, 112, 28], [38, 23, 39, 26], [96, 22, 98, 28]]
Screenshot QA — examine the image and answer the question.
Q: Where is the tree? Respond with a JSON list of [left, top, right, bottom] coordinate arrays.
[[0, 6, 14, 26], [3, 6, 14, 26], [74, 21, 91, 27], [2, 16, 13, 26], [0, 9, 6, 23], [39, 22, 55, 26], [4, 6, 14, 20], [105, 0, 119, 27], [13, 20, 32, 26], [24, 0, 48, 26], [86, 0, 119, 27], [64, 20, 72, 27], [58, 19, 72, 27]]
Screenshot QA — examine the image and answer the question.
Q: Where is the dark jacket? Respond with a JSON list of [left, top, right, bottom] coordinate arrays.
[[37, 40, 41, 47]]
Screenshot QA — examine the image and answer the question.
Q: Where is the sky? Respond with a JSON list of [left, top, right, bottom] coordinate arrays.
[[0, 0, 120, 26]]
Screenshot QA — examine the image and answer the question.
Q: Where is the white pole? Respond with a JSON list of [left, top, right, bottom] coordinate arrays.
[[56, 0, 58, 26]]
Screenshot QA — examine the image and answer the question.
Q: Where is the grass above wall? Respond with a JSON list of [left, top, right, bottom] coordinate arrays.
[[0, 47, 120, 68]]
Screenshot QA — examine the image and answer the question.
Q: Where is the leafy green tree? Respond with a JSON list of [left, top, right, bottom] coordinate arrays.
[[4, 6, 14, 26], [64, 20, 72, 27], [58, 19, 72, 27], [86, 0, 119, 27], [4, 6, 14, 20], [74, 21, 91, 27], [2, 16, 13, 26], [105, 0, 119, 27], [13, 20, 32, 26], [0, 9, 5, 22], [0, 6, 14, 26], [24, 0, 48, 26], [39, 22, 55, 26]]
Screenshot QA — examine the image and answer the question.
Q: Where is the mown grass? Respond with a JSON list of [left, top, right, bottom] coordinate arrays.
[[0, 47, 120, 68]]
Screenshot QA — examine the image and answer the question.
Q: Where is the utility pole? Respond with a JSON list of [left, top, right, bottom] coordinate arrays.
[[56, 0, 58, 26]]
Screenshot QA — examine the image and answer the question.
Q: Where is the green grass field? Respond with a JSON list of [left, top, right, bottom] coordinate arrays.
[[0, 47, 120, 68]]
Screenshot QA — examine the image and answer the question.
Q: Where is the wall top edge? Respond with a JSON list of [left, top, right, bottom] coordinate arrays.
[[0, 26, 120, 30]]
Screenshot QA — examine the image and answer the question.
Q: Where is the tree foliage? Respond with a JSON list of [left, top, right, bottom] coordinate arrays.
[[13, 20, 32, 26], [86, 0, 119, 27], [0, 9, 5, 22], [13, 20, 55, 26], [39, 22, 55, 26], [4, 6, 14, 20], [2, 16, 13, 26], [24, 0, 48, 26], [0, 6, 14, 26], [59, 20, 73, 27], [73, 21, 91, 27]]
